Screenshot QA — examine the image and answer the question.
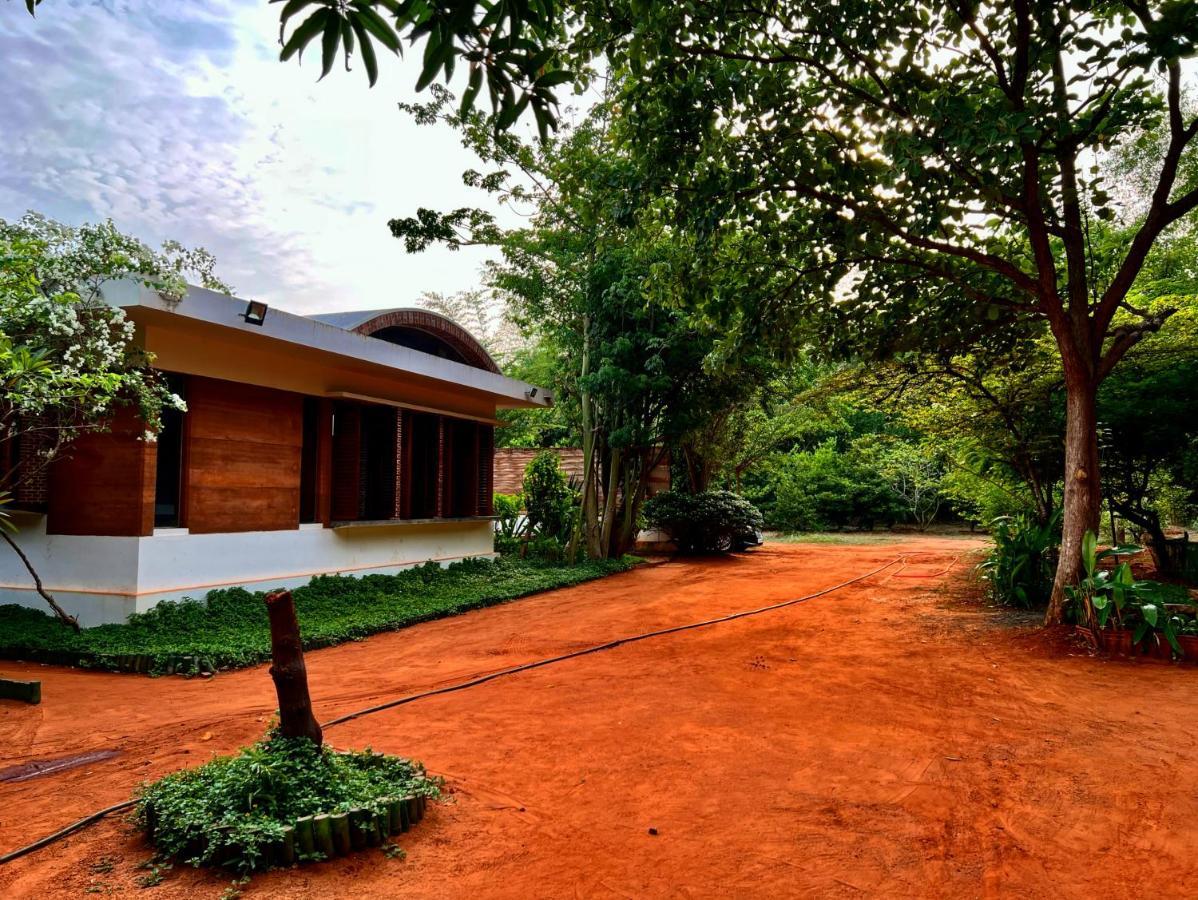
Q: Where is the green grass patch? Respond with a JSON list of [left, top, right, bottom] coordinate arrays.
[[765, 530, 981, 545], [137, 731, 438, 873], [0, 556, 638, 674]]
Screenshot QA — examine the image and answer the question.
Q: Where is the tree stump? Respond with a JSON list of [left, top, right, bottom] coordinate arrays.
[[263, 589, 323, 747]]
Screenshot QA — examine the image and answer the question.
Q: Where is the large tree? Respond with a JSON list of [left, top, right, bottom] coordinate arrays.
[[581, 1, 1198, 622], [392, 86, 780, 557]]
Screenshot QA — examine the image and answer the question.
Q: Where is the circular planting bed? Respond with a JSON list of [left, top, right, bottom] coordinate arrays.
[[136, 731, 439, 874]]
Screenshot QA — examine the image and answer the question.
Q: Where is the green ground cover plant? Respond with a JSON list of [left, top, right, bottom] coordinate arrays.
[[0, 556, 636, 674], [137, 730, 439, 874]]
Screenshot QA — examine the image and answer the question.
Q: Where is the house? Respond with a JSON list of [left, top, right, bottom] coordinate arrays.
[[1, 282, 550, 626]]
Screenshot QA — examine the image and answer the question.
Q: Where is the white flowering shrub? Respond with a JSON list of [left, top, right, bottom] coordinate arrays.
[[0, 212, 229, 509]]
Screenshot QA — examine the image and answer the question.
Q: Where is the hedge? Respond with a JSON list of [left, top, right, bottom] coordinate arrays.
[[0, 556, 638, 675]]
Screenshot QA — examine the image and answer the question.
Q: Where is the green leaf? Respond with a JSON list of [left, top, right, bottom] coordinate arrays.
[[319, 12, 342, 80], [536, 69, 574, 89], [1081, 530, 1098, 576], [350, 19, 379, 86], [460, 65, 483, 118], [276, 0, 317, 27], [415, 33, 446, 92], [496, 94, 523, 130], [1165, 627, 1182, 654], [1141, 603, 1159, 627], [280, 8, 330, 63], [352, 3, 402, 54]]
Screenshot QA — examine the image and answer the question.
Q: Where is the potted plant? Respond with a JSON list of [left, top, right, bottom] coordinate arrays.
[[1172, 613, 1198, 662], [1128, 585, 1185, 661], [1067, 532, 1145, 657]]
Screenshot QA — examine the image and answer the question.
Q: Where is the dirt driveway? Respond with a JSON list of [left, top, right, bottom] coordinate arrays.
[[2, 537, 1197, 898]]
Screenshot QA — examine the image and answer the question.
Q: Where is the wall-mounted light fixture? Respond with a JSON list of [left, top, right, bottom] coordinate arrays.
[[524, 386, 538, 400], [241, 299, 269, 326]]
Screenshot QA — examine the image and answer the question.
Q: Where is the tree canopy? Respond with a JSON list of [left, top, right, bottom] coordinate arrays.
[[0, 213, 229, 625]]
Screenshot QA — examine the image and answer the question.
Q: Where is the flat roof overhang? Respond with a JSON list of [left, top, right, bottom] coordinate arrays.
[[101, 280, 551, 411]]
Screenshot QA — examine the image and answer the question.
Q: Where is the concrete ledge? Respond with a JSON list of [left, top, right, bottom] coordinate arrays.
[[0, 678, 41, 704]]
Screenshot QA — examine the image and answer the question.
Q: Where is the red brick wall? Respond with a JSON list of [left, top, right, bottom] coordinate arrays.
[[492, 448, 671, 499]]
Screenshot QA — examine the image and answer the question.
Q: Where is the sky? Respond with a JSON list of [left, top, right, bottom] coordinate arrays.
[[0, 0, 538, 316]]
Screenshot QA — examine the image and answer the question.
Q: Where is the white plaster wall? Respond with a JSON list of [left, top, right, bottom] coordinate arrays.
[[0, 514, 142, 626], [135, 520, 495, 599], [0, 515, 495, 627]]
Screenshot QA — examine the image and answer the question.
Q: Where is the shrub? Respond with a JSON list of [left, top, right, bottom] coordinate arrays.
[[136, 731, 439, 874], [979, 511, 1061, 608], [523, 535, 566, 561], [493, 492, 523, 537], [643, 490, 764, 554], [0, 556, 638, 673], [522, 451, 575, 541], [493, 534, 522, 556], [756, 440, 900, 531], [493, 492, 524, 554]]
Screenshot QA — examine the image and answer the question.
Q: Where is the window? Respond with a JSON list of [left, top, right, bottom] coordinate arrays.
[[154, 373, 187, 527], [328, 403, 491, 522]]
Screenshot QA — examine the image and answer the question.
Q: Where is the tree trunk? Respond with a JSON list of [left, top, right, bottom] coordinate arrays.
[[598, 447, 623, 558], [1144, 523, 1178, 577], [569, 316, 599, 561], [1, 530, 79, 631], [1107, 490, 1175, 575], [1046, 376, 1102, 625], [264, 589, 323, 746]]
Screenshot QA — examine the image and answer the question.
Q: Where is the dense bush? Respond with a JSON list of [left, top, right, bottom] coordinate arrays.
[[758, 441, 901, 531], [979, 511, 1061, 608], [522, 451, 575, 542], [643, 490, 763, 553], [137, 731, 439, 874], [0, 556, 636, 674]]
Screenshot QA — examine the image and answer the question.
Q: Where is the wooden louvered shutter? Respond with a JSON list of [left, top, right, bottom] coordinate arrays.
[[330, 404, 361, 522], [393, 409, 404, 519], [477, 424, 493, 516], [434, 416, 446, 517], [401, 411, 415, 519]]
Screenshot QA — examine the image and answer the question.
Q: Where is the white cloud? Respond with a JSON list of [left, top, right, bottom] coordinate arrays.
[[0, 0, 526, 315]]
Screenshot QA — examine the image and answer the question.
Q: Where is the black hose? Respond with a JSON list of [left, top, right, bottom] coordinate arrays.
[[321, 554, 907, 728], [0, 553, 909, 867], [0, 800, 136, 865]]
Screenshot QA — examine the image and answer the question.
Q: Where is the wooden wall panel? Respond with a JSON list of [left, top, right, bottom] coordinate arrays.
[[47, 405, 156, 536], [185, 377, 302, 534]]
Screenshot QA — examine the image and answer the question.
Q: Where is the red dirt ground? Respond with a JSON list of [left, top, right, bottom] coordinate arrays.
[[2, 538, 1198, 899]]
